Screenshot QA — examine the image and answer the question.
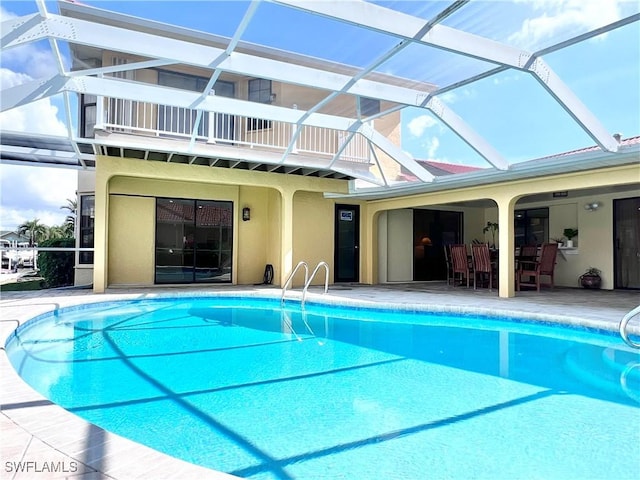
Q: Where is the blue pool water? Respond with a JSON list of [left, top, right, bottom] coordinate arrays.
[[6, 296, 640, 479]]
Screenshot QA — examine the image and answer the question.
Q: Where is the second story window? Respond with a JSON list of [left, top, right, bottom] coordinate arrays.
[[79, 194, 95, 264], [248, 78, 272, 130], [248, 78, 272, 103], [80, 94, 97, 138], [360, 97, 380, 117]]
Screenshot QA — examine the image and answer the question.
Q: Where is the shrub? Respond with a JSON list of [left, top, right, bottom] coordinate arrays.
[[38, 238, 74, 288]]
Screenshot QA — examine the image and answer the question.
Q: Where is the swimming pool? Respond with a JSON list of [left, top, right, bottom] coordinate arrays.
[[5, 295, 640, 479]]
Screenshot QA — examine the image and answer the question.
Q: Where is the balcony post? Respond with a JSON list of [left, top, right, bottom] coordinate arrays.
[[96, 95, 105, 131], [290, 124, 299, 153]]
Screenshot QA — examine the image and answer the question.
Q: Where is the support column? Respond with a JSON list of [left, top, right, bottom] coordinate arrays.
[[278, 188, 295, 287], [92, 163, 109, 293], [497, 196, 516, 298], [361, 204, 376, 284]]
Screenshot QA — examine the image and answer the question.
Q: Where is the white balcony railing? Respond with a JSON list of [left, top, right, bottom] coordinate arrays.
[[99, 98, 370, 163]]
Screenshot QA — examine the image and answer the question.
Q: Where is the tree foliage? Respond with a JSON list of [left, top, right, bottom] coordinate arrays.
[[38, 238, 75, 288], [60, 198, 77, 238], [18, 218, 47, 246]]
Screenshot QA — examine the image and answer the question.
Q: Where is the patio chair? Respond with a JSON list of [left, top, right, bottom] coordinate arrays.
[[471, 243, 495, 291], [450, 244, 472, 287], [516, 242, 558, 292], [516, 244, 538, 271], [443, 245, 454, 285]]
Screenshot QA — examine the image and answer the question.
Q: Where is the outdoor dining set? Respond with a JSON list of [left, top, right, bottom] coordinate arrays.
[[444, 242, 559, 292]]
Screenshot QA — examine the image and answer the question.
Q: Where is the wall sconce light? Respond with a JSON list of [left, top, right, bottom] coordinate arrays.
[[269, 93, 277, 103], [584, 202, 601, 211], [242, 207, 251, 221]]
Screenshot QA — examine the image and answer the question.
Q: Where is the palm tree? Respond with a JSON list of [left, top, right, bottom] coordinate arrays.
[[61, 198, 77, 237], [46, 225, 67, 240], [18, 219, 47, 247]]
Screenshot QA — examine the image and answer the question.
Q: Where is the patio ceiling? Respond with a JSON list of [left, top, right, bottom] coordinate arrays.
[[0, 0, 638, 189]]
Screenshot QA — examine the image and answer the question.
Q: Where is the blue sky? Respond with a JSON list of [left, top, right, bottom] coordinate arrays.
[[1, 0, 639, 229]]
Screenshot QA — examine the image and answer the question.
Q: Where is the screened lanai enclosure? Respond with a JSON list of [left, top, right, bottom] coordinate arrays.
[[2, 0, 638, 181], [1, 0, 639, 296]]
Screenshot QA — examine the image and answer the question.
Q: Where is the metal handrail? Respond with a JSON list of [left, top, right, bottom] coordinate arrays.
[[281, 309, 315, 341], [281, 261, 309, 304], [619, 304, 640, 349], [302, 261, 330, 307]]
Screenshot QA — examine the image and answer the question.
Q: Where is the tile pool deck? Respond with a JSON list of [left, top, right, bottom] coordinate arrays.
[[1, 284, 638, 479]]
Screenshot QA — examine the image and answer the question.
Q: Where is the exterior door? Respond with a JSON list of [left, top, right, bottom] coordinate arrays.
[[614, 197, 640, 289], [335, 204, 359, 283], [413, 209, 463, 281]]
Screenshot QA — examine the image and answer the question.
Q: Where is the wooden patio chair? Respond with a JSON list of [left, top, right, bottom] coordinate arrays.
[[516, 244, 538, 271], [471, 243, 495, 291], [516, 242, 558, 292], [443, 245, 454, 285], [450, 244, 472, 287]]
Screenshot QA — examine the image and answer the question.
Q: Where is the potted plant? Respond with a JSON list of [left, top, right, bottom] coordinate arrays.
[[579, 267, 601, 289], [551, 237, 564, 247], [563, 228, 578, 248], [483, 221, 499, 250]]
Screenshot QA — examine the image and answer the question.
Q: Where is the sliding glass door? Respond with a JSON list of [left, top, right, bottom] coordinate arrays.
[[155, 198, 232, 284], [614, 197, 640, 289]]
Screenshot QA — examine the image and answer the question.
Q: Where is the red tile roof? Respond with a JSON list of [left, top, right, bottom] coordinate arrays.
[[535, 135, 640, 161], [401, 135, 639, 181], [418, 160, 482, 174]]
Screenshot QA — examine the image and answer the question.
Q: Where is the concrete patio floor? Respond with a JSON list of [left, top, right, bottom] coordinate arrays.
[[1, 284, 638, 479]]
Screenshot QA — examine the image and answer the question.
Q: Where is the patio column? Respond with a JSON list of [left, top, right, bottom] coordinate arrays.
[[496, 196, 516, 298], [360, 203, 377, 284], [278, 188, 295, 287], [92, 160, 109, 293]]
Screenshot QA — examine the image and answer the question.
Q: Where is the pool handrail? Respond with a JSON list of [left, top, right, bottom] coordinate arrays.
[[619, 304, 640, 349], [281, 261, 309, 304], [302, 261, 330, 307]]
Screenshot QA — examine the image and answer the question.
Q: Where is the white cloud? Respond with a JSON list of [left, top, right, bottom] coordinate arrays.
[[439, 88, 477, 106], [0, 6, 63, 79], [493, 74, 522, 86], [0, 66, 76, 230], [426, 136, 440, 158], [0, 68, 68, 135], [407, 115, 438, 138], [510, 0, 622, 47]]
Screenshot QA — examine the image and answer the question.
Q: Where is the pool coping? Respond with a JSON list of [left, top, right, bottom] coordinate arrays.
[[1, 287, 638, 479]]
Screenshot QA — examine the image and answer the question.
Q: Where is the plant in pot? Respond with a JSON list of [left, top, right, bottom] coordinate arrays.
[[551, 237, 564, 247], [579, 267, 602, 289], [563, 228, 578, 248], [483, 221, 499, 250]]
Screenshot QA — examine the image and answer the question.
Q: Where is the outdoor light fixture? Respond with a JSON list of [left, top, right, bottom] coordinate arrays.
[[584, 202, 601, 211], [242, 207, 251, 221]]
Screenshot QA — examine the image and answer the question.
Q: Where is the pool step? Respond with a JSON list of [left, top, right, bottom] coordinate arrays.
[[564, 344, 640, 404]]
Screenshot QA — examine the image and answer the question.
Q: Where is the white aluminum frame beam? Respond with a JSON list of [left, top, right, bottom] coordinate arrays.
[[187, 0, 261, 149], [0, 13, 432, 107], [273, 0, 619, 152], [0, 9, 513, 169], [1, 74, 433, 182], [425, 97, 508, 170]]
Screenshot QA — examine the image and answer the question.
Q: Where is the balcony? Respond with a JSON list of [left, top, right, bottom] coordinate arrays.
[[94, 98, 372, 172]]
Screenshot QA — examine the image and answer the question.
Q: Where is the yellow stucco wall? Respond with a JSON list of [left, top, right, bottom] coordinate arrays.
[[292, 191, 337, 286], [108, 195, 155, 285], [93, 155, 349, 290], [362, 164, 639, 296], [237, 185, 278, 285], [91, 150, 637, 297]]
